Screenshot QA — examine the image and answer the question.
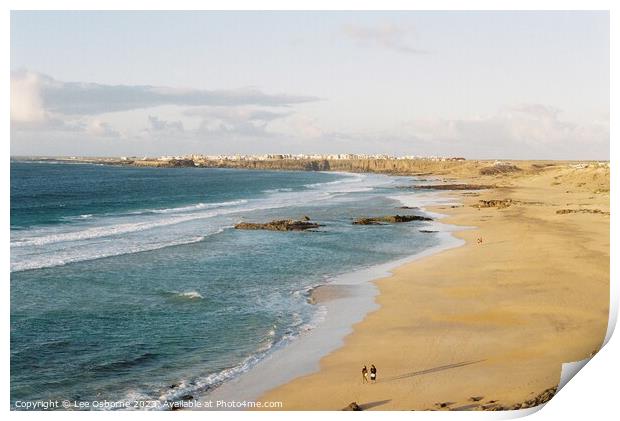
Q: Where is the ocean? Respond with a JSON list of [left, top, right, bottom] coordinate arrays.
[[10, 161, 448, 409]]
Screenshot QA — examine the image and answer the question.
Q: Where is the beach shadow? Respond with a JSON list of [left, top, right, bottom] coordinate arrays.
[[450, 403, 481, 411], [434, 401, 456, 409], [382, 360, 486, 382], [359, 399, 392, 410]]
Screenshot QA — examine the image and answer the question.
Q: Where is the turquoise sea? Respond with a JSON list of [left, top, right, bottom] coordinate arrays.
[[10, 161, 443, 409]]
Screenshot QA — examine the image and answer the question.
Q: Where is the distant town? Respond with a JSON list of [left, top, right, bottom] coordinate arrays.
[[15, 153, 472, 173], [116, 153, 467, 163], [13, 154, 609, 176]]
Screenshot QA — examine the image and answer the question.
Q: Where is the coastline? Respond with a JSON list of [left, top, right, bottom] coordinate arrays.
[[12, 160, 461, 407], [256, 162, 609, 410], [194, 191, 464, 408], [10, 159, 609, 411]]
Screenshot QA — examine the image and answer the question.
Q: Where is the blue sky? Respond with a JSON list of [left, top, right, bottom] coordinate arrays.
[[10, 11, 609, 159]]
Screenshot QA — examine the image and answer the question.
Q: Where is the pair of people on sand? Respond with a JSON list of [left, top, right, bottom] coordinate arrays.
[[361, 364, 377, 383]]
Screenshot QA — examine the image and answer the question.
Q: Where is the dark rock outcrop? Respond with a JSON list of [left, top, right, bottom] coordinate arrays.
[[303, 160, 331, 171], [353, 215, 432, 225], [479, 386, 558, 411], [474, 199, 513, 209], [411, 184, 494, 191], [234, 219, 322, 231], [168, 159, 196, 167], [556, 208, 609, 215], [132, 159, 195, 168], [342, 402, 362, 411], [479, 164, 521, 175]]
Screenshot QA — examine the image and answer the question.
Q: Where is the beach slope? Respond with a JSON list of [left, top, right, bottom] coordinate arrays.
[[259, 162, 610, 410]]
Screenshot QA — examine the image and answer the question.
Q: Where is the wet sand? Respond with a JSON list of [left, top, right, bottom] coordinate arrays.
[[308, 284, 355, 305]]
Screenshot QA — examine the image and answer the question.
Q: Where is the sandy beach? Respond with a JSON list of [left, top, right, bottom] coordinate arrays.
[[258, 161, 610, 411]]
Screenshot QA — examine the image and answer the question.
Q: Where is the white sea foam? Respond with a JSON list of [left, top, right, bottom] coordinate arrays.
[[149, 309, 332, 410], [10, 235, 208, 272], [12, 216, 210, 248], [194, 187, 468, 407], [389, 192, 460, 209], [148, 199, 248, 214], [175, 291, 204, 299], [12, 175, 368, 250], [125, 284, 332, 410], [303, 172, 364, 188], [151, 333, 289, 408], [60, 214, 93, 222], [261, 188, 293, 193], [10, 173, 385, 272], [12, 169, 472, 410]]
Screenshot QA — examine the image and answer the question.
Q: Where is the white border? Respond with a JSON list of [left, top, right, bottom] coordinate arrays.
[[3, 2, 616, 420]]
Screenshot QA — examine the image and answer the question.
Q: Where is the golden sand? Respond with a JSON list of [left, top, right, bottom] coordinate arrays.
[[259, 162, 610, 410]]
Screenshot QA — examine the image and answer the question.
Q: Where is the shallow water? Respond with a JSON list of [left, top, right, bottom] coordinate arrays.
[[10, 161, 441, 408]]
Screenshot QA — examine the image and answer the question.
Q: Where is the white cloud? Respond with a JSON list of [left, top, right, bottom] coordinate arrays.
[[10, 70, 320, 150], [10, 70, 320, 117], [10, 70, 48, 124], [265, 103, 608, 159], [270, 114, 324, 139], [184, 106, 291, 138], [10, 69, 608, 160], [86, 120, 120, 138], [343, 23, 428, 55], [147, 115, 184, 132], [399, 104, 609, 159]]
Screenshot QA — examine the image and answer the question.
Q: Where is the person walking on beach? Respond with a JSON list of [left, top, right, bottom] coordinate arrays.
[[370, 364, 377, 383], [362, 365, 368, 383]]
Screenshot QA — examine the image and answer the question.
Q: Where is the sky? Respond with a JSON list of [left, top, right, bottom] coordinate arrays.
[[10, 11, 610, 159]]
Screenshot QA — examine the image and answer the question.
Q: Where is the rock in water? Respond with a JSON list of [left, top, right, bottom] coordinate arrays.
[[168, 159, 196, 168], [353, 215, 432, 225], [234, 219, 322, 231]]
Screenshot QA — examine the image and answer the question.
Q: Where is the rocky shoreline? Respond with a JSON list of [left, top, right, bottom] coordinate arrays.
[[352, 215, 433, 225], [556, 208, 610, 215], [16, 156, 525, 178], [410, 183, 494, 190], [232, 213, 434, 231], [474, 199, 513, 209], [343, 385, 558, 411], [234, 219, 322, 231]]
